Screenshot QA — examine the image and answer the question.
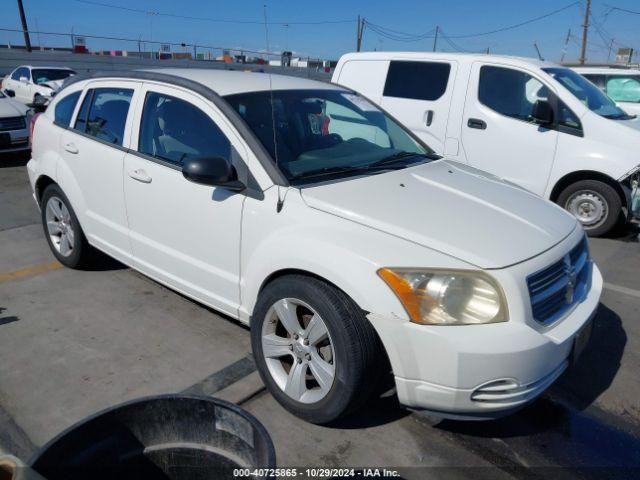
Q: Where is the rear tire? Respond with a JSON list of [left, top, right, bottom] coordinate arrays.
[[557, 180, 622, 237], [41, 184, 94, 268], [251, 275, 382, 424]]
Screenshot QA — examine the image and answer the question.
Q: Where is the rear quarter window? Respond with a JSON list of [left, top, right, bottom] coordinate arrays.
[[54, 91, 81, 127], [383, 61, 451, 101]]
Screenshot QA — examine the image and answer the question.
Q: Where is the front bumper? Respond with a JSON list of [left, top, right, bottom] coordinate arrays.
[[367, 261, 603, 420], [0, 127, 29, 153]]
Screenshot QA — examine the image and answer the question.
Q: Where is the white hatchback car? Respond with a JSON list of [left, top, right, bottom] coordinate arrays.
[[27, 69, 601, 423], [2, 65, 75, 105]]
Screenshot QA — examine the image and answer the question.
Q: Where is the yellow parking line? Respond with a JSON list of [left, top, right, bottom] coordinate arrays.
[[0, 261, 63, 283]]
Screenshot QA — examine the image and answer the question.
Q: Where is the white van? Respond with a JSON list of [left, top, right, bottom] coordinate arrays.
[[332, 52, 640, 236], [572, 66, 640, 116]]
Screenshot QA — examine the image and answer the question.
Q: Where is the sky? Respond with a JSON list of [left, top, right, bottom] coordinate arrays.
[[3, 0, 640, 63]]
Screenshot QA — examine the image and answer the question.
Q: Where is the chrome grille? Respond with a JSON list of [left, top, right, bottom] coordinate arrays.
[[0, 116, 26, 131], [527, 236, 591, 325]]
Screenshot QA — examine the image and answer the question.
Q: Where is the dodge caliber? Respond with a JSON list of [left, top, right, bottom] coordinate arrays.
[[27, 69, 602, 423]]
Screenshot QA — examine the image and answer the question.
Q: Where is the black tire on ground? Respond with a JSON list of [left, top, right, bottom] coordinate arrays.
[[40, 184, 95, 268], [557, 179, 623, 237], [251, 275, 382, 424]]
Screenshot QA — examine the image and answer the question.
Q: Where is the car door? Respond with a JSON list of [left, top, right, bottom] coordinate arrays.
[[58, 81, 140, 261], [380, 60, 456, 154], [460, 63, 559, 196], [123, 83, 246, 316]]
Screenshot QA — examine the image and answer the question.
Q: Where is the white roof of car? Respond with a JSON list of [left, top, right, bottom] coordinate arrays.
[[572, 66, 640, 74], [20, 65, 75, 70], [336, 51, 561, 70], [142, 68, 339, 96]]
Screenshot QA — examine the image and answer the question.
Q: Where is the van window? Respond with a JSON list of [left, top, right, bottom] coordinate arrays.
[[12, 67, 29, 81], [383, 61, 450, 101], [74, 90, 93, 133], [479, 66, 550, 121], [76, 88, 133, 146], [54, 91, 81, 127], [138, 92, 231, 166], [605, 75, 640, 103]]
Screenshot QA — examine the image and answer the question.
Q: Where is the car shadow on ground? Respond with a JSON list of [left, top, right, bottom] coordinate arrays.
[[0, 151, 30, 167]]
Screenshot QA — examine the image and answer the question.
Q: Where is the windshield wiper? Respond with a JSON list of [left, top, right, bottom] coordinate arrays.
[[367, 151, 438, 168], [289, 165, 372, 182]]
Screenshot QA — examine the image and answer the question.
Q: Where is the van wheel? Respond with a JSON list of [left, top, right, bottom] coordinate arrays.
[[41, 184, 94, 268], [558, 180, 622, 237], [251, 275, 381, 424]]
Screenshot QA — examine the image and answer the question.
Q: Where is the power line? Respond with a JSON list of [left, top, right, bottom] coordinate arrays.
[[603, 4, 640, 16], [72, 0, 355, 25]]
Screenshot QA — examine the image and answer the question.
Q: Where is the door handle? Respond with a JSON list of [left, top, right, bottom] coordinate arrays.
[[64, 142, 79, 154], [128, 169, 152, 184], [425, 110, 434, 126], [467, 118, 487, 130]]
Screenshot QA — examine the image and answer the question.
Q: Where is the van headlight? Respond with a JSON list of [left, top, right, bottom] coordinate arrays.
[[378, 268, 508, 325]]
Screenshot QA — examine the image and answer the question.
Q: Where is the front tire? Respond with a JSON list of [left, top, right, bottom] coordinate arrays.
[[251, 275, 382, 424], [41, 184, 94, 268], [557, 180, 622, 237]]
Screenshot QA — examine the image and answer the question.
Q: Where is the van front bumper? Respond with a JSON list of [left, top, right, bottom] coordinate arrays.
[[367, 264, 602, 420]]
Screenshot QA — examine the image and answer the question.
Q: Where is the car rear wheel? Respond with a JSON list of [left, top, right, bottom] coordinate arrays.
[[41, 184, 94, 268], [251, 275, 382, 424], [558, 180, 622, 237]]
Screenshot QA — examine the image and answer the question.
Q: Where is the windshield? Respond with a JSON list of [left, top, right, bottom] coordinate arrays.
[[31, 69, 75, 85], [224, 89, 435, 185], [544, 67, 627, 119]]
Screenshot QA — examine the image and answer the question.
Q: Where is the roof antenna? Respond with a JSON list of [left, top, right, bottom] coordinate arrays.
[[263, 4, 284, 213]]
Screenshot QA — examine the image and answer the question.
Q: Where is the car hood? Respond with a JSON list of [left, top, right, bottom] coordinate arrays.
[[613, 114, 640, 132], [0, 97, 28, 117], [300, 160, 577, 269]]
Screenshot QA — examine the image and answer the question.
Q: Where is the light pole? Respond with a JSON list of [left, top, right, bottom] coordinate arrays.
[[16, 0, 32, 52]]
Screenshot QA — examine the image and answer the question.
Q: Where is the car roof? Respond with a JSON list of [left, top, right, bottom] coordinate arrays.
[[19, 65, 75, 70], [572, 66, 640, 74], [140, 68, 339, 96], [336, 51, 560, 70]]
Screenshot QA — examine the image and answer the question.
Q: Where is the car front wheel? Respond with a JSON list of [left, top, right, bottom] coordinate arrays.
[[251, 275, 382, 424], [558, 179, 622, 237]]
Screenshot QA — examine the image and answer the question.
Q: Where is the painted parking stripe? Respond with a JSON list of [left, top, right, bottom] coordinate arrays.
[[603, 282, 640, 299], [182, 355, 256, 397], [0, 261, 62, 283]]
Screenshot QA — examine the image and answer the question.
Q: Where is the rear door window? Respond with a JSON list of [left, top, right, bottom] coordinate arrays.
[[74, 88, 133, 146], [383, 61, 451, 101], [54, 91, 81, 127]]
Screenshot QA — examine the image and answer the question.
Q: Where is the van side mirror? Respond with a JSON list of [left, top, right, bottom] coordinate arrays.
[[182, 156, 245, 191], [531, 100, 554, 125], [5, 89, 15, 97], [19, 76, 29, 84]]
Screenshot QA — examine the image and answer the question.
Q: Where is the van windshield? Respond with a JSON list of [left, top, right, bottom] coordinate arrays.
[[544, 67, 629, 119], [31, 69, 75, 85], [224, 89, 436, 185]]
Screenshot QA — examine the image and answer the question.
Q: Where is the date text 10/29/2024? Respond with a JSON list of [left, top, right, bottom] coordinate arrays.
[[233, 468, 402, 478]]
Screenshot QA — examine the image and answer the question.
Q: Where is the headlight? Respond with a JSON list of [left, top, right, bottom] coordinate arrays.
[[378, 268, 508, 325]]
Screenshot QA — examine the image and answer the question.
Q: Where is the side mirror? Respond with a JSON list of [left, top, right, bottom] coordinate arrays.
[[531, 100, 554, 125], [4, 89, 15, 97], [19, 76, 29, 84], [182, 156, 245, 191]]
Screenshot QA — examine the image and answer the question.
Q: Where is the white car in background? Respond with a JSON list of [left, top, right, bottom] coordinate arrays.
[[332, 52, 640, 236], [2, 65, 75, 105], [0, 89, 30, 153], [26, 69, 601, 423], [573, 66, 640, 116]]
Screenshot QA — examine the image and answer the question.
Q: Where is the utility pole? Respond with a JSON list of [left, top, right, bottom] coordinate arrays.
[[560, 28, 571, 63], [16, 0, 32, 52], [433, 26, 439, 52], [607, 38, 614, 62], [579, 0, 590, 65], [534, 42, 544, 61], [356, 15, 364, 52]]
